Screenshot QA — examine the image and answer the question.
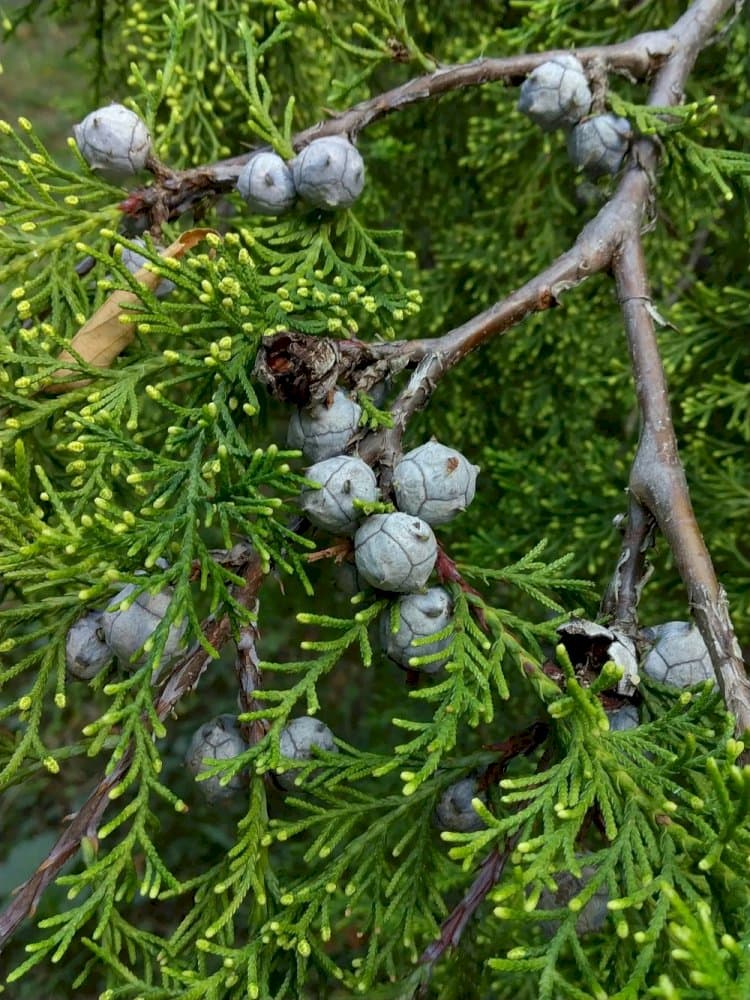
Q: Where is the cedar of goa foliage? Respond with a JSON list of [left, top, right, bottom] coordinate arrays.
[[1, 1, 750, 997]]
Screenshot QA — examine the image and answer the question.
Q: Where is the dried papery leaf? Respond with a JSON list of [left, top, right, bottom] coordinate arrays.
[[44, 228, 217, 394]]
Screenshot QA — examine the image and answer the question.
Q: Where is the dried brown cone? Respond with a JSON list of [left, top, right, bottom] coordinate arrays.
[[253, 331, 341, 406]]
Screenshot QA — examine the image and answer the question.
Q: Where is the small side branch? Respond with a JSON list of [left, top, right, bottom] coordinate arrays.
[[417, 840, 515, 980], [414, 724, 549, 993], [128, 33, 676, 225], [293, 33, 674, 144], [359, 177, 647, 467], [600, 495, 656, 628], [235, 603, 268, 747]]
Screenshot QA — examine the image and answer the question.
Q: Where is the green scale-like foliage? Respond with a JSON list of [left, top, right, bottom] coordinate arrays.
[[1, 0, 750, 998]]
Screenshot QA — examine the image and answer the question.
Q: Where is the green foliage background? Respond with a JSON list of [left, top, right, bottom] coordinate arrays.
[[0, 0, 749, 997]]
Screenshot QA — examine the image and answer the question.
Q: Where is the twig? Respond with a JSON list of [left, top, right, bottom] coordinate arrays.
[[481, 721, 550, 788], [603, 0, 744, 660], [435, 545, 488, 633], [292, 35, 674, 142], [358, 170, 649, 476], [600, 496, 656, 628], [305, 540, 352, 564], [126, 34, 677, 226], [235, 606, 268, 747], [155, 550, 264, 716], [416, 839, 516, 983], [0, 756, 130, 950]]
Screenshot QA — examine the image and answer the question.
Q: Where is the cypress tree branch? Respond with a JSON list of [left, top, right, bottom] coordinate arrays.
[[235, 606, 268, 747], [415, 839, 516, 991], [0, 550, 265, 952], [291, 34, 674, 141], [0, 0, 743, 969], [609, 0, 750, 728], [357, 173, 647, 474], [155, 551, 265, 717]]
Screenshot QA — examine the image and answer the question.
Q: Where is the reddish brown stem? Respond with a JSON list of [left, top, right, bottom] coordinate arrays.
[[0, 757, 130, 949], [435, 546, 488, 632], [417, 840, 515, 975], [416, 727, 550, 990]]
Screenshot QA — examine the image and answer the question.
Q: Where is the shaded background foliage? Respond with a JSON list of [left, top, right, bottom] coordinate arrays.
[[0, 0, 749, 997]]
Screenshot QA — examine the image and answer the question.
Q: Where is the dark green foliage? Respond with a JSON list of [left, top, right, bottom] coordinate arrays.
[[1, 1, 749, 998]]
